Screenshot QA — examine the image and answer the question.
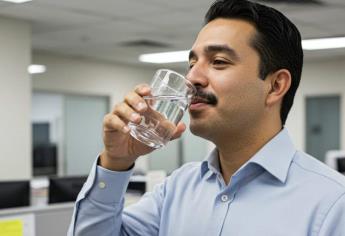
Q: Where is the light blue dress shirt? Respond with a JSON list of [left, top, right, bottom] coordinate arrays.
[[68, 129, 345, 236]]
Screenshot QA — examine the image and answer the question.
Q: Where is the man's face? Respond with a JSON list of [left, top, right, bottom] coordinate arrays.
[[187, 18, 270, 141]]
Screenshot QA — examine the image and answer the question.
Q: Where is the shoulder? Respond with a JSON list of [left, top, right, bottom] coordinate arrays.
[[291, 151, 345, 193], [292, 153, 345, 235]]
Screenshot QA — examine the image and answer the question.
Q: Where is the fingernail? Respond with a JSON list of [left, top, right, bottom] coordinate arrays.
[[137, 102, 147, 111], [122, 126, 130, 133], [130, 113, 140, 122]]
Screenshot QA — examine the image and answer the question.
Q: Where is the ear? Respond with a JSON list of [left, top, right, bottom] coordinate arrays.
[[265, 69, 292, 107]]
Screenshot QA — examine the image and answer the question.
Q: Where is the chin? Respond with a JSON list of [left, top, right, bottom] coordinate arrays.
[[189, 107, 211, 129], [189, 119, 208, 138]]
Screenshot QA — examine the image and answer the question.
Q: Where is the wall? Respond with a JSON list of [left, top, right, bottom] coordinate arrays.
[[286, 57, 345, 151], [0, 17, 31, 180], [32, 53, 154, 106]]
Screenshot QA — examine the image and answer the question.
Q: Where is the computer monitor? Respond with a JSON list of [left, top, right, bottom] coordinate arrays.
[[127, 180, 146, 195], [0, 181, 30, 209], [325, 150, 345, 174], [32, 122, 50, 145], [33, 144, 57, 176], [32, 122, 57, 176], [337, 157, 345, 174], [49, 176, 87, 204]]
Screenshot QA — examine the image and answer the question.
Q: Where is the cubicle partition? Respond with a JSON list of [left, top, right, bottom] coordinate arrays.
[[0, 177, 78, 236], [0, 175, 147, 235]]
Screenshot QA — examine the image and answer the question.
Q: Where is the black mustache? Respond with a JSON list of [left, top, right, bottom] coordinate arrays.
[[194, 87, 218, 105]]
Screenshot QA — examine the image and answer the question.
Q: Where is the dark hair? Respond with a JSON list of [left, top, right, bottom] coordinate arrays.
[[205, 0, 303, 125]]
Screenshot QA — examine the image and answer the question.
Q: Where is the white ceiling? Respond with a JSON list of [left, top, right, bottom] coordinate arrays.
[[0, 0, 345, 68]]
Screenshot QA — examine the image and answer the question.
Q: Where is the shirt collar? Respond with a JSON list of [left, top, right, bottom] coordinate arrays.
[[200, 128, 296, 183], [200, 148, 220, 179], [247, 128, 296, 183]]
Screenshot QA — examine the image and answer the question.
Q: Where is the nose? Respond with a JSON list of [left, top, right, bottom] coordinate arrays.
[[186, 62, 209, 88]]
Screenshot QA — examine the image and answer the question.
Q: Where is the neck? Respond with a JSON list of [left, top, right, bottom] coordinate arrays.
[[215, 123, 282, 185]]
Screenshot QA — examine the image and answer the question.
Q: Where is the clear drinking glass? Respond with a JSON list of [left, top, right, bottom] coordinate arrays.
[[128, 69, 196, 148]]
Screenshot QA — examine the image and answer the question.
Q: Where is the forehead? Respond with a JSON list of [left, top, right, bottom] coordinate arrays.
[[191, 18, 257, 55]]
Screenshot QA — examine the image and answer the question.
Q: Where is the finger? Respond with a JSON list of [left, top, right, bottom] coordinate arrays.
[[103, 113, 129, 134], [171, 122, 187, 140], [124, 91, 148, 113], [113, 102, 142, 124], [134, 84, 151, 96]]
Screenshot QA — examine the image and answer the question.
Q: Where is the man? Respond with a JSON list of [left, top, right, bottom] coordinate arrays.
[[69, 0, 345, 235]]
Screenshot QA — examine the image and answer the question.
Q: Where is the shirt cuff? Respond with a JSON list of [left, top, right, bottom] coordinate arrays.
[[87, 164, 134, 204]]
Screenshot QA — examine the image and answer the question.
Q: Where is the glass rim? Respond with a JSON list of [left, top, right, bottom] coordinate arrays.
[[156, 68, 196, 96]]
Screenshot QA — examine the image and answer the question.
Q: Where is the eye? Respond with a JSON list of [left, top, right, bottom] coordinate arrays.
[[213, 58, 229, 65], [188, 61, 196, 70], [211, 57, 233, 69]]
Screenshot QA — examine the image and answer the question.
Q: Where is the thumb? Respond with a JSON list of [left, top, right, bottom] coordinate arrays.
[[170, 122, 186, 140]]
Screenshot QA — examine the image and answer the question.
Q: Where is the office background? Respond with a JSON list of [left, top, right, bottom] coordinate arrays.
[[1, 0, 345, 180], [1, 0, 345, 234]]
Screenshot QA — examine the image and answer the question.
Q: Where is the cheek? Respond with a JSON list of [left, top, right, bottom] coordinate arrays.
[[217, 79, 266, 114]]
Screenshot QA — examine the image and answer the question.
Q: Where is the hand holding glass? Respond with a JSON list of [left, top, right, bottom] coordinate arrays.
[[128, 69, 196, 148]]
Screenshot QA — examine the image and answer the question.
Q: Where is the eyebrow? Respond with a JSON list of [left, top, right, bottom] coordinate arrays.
[[189, 44, 240, 62]]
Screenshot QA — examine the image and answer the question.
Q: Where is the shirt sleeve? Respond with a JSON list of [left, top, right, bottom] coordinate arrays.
[[317, 192, 345, 236], [68, 157, 166, 236]]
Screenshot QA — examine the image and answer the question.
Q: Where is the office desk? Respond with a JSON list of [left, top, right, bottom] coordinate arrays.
[[0, 203, 74, 236], [0, 194, 142, 236]]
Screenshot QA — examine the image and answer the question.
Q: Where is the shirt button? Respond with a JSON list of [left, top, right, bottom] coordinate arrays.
[[221, 195, 229, 202], [98, 181, 106, 189]]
